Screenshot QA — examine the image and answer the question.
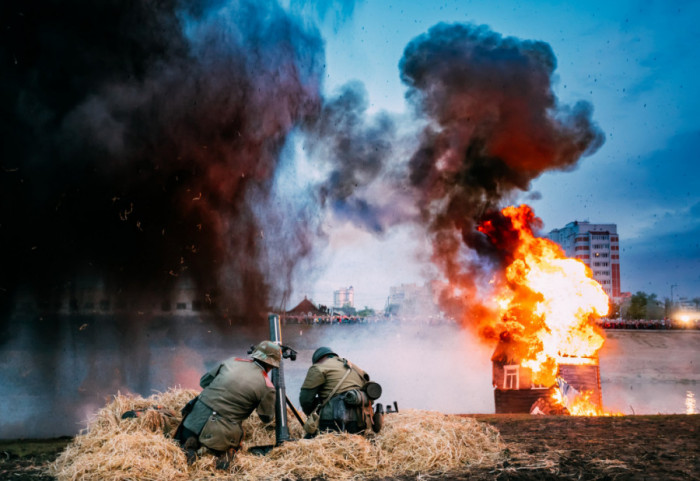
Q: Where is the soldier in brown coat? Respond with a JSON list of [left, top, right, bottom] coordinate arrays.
[[176, 340, 280, 469], [299, 346, 373, 434]]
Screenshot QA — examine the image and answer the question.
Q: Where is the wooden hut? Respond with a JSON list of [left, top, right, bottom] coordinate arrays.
[[491, 339, 602, 414]]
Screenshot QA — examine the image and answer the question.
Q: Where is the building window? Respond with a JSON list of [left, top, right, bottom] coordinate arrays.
[[176, 302, 187, 310], [504, 365, 519, 390]]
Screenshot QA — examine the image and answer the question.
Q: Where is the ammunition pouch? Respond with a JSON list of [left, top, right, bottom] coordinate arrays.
[[303, 411, 320, 436], [342, 389, 370, 407]]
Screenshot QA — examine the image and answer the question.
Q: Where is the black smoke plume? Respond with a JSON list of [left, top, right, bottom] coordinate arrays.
[[0, 0, 324, 336], [397, 23, 605, 322], [303, 81, 407, 233]]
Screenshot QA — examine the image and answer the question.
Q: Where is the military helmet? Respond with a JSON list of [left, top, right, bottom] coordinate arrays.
[[251, 340, 281, 368], [312, 346, 337, 364]]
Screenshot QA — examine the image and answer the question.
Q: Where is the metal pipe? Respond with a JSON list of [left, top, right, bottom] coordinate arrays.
[[269, 313, 291, 445], [285, 395, 305, 427]]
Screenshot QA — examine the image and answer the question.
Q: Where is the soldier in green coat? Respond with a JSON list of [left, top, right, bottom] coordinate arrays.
[[299, 346, 374, 434], [176, 340, 280, 469]]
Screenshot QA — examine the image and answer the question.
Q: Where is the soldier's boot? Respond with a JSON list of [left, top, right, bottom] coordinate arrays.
[[215, 447, 237, 470], [183, 436, 199, 465]]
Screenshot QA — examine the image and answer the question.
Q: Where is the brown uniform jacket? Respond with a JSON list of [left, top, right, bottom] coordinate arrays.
[[184, 358, 274, 451], [299, 356, 368, 414]]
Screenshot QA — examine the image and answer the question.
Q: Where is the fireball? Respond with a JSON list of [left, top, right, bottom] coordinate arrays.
[[480, 205, 609, 387]]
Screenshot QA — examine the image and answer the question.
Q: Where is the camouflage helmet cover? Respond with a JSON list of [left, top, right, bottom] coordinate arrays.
[[251, 340, 281, 368], [312, 346, 337, 364]]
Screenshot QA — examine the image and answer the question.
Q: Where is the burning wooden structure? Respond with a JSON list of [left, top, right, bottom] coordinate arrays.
[[491, 339, 603, 414]]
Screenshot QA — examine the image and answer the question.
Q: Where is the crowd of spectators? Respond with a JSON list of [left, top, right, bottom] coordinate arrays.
[[597, 318, 700, 330]]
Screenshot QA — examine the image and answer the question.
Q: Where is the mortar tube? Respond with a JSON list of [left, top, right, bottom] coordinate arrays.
[[269, 314, 291, 445]]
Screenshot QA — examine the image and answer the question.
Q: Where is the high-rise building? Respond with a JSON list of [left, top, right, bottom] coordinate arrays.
[[384, 282, 438, 318], [333, 286, 354, 308], [547, 221, 621, 300]]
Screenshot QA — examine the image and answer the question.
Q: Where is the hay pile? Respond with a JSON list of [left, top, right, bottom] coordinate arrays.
[[50, 389, 504, 481]]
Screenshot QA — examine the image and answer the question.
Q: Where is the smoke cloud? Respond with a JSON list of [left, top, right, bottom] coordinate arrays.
[[397, 23, 605, 323], [1, 0, 324, 334], [282, 323, 496, 416], [1, 6, 609, 436], [302, 81, 419, 233]]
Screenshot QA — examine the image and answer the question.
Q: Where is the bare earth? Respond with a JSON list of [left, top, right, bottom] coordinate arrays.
[[2, 414, 698, 481]]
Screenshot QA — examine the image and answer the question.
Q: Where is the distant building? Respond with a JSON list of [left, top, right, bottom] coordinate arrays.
[[283, 296, 327, 324], [385, 283, 438, 318], [547, 221, 621, 301], [333, 286, 354, 308]]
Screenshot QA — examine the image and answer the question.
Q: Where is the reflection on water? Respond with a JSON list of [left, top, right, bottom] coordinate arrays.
[[687, 391, 697, 415], [598, 331, 700, 415], [601, 381, 700, 415]]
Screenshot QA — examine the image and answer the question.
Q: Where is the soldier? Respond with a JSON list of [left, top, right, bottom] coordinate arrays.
[[175, 340, 280, 469], [299, 346, 378, 435]]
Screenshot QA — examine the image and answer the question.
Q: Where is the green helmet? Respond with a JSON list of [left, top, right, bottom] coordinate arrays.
[[251, 340, 281, 368], [312, 346, 337, 364]]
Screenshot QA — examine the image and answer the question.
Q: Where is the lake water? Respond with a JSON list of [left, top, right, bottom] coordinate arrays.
[[1, 320, 697, 438]]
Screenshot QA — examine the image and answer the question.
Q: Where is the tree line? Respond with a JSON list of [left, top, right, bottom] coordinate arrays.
[[616, 291, 700, 320]]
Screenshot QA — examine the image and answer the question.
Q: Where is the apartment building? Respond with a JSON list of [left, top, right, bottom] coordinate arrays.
[[547, 221, 621, 301], [333, 286, 354, 308]]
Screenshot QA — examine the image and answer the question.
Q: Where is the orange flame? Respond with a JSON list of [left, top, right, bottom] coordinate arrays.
[[552, 388, 601, 416], [480, 205, 609, 388]]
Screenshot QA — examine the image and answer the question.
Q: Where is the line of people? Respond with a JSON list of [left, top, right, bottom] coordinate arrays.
[[172, 341, 381, 470], [599, 318, 700, 329]]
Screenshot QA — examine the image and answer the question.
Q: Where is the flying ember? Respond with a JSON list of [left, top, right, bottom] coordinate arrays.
[[479, 205, 609, 411]]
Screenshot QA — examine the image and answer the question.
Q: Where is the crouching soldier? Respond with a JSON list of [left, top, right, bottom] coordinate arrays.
[[299, 346, 382, 436], [174, 340, 280, 469]]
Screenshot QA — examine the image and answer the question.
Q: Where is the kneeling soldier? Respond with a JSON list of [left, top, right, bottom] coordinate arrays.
[[299, 346, 381, 435], [175, 340, 280, 469]]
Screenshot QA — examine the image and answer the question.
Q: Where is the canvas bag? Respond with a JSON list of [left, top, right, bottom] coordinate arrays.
[[303, 366, 352, 435]]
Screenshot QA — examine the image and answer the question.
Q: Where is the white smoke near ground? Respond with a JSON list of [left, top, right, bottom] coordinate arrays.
[[281, 323, 495, 414]]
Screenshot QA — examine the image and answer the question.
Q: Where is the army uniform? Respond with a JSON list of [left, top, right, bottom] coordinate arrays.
[[175, 341, 280, 469], [182, 357, 275, 451], [299, 350, 372, 434]]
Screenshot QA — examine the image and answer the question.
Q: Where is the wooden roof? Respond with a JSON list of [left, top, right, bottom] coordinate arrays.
[[286, 297, 324, 316]]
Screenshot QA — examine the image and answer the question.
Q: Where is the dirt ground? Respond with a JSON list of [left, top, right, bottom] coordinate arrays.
[[1, 414, 697, 481]]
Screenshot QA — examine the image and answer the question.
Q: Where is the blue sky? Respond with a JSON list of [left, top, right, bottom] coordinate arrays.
[[296, 0, 700, 309]]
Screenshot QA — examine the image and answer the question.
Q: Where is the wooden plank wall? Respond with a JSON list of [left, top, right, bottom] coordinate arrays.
[[494, 387, 555, 413], [558, 364, 603, 407]]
